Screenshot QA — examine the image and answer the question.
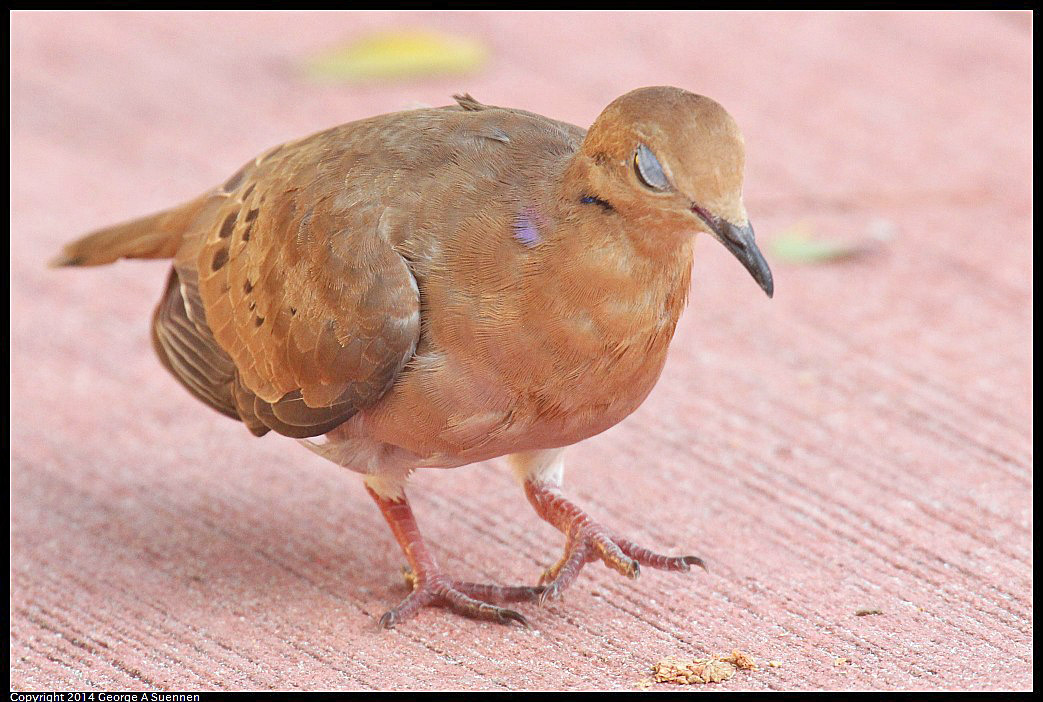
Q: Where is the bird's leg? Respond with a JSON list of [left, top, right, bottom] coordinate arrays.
[[366, 485, 543, 628], [512, 450, 704, 603]]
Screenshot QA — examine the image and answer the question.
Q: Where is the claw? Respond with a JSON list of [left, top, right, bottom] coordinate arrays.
[[538, 582, 560, 607], [683, 555, 708, 572], [497, 608, 531, 628], [378, 610, 397, 630]]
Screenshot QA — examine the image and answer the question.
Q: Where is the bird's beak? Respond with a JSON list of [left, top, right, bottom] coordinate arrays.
[[704, 216, 774, 298]]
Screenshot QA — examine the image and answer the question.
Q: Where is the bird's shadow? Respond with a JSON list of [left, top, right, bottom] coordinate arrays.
[[49, 457, 410, 629]]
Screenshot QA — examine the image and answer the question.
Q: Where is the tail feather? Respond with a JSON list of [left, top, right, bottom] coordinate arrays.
[[50, 196, 211, 268]]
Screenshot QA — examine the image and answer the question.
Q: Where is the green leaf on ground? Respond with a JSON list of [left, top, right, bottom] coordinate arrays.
[[770, 222, 888, 264], [303, 30, 488, 83]]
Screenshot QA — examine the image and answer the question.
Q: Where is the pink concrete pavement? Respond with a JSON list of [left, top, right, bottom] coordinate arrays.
[[10, 11, 1032, 692]]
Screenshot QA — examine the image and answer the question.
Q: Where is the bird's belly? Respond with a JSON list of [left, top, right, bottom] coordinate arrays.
[[338, 332, 671, 471]]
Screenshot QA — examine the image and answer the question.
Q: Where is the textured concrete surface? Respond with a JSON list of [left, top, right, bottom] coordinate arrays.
[[11, 11, 1032, 692]]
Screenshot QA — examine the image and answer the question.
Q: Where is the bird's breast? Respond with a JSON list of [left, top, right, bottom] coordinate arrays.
[[360, 235, 693, 465]]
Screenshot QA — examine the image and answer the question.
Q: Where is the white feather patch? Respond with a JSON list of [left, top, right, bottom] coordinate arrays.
[[508, 448, 566, 487], [364, 468, 412, 501]]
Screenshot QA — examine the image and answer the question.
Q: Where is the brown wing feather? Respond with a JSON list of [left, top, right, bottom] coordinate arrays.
[[188, 134, 421, 438], [151, 266, 271, 436], [151, 267, 238, 419]]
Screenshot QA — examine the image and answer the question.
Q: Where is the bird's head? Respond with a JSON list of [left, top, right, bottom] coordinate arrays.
[[578, 86, 773, 297]]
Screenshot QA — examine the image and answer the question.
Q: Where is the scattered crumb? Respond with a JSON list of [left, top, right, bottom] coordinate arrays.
[[653, 656, 736, 684], [635, 679, 654, 689], [855, 608, 883, 616], [834, 657, 850, 666], [768, 661, 782, 668], [720, 649, 757, 670], [651, 650, 757, 685]]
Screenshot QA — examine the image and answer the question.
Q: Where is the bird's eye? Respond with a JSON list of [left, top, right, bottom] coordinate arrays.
[[634, 144, 670, 191]]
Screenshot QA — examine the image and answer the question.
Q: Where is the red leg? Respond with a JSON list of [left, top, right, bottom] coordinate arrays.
[[367, 486, 543, 628], [524, 480, 705, 602]]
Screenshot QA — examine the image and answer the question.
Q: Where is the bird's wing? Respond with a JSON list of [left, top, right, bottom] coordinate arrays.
[[170, 136, 421, 439], [154, 99, 582, 439]]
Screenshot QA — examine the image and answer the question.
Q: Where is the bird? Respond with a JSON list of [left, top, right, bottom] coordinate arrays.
[[52, 86, 773, 628]]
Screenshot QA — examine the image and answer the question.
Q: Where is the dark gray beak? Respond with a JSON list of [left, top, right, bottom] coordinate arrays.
[[706, 216, 774, 298]]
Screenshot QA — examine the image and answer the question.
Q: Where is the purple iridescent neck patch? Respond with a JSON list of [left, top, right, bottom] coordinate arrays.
[[512, 207, 544, 248]]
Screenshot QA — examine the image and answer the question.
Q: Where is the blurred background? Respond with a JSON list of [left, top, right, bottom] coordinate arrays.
[[11, 11, 1031, 692]]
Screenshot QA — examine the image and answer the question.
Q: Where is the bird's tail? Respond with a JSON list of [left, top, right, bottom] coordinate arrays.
[[49, 195, 211, 268]]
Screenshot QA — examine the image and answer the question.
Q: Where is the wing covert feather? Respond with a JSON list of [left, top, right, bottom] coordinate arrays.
[[190, 138, 421, 438]]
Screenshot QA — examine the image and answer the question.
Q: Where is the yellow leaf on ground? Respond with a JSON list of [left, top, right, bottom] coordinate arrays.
[[304, 30, 488, 83]]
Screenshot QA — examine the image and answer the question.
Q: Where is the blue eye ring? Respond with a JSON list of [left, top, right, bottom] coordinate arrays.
[[634, 144, 671, 191]]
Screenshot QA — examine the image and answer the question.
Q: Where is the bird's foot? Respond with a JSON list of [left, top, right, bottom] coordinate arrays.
[[525, 480, 705, 603], [379, 567, 544, 629], [367, 483, 545, 628]]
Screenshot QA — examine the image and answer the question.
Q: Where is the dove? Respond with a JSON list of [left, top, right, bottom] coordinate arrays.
[[52, 86, 773, 628]]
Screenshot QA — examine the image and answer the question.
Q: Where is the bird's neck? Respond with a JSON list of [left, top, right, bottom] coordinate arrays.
[[524, 155, 695, 338], [485, 156, 694, 437]]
